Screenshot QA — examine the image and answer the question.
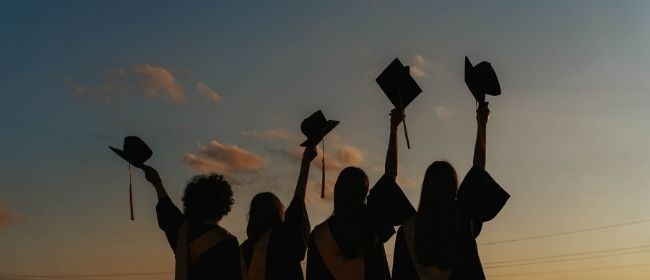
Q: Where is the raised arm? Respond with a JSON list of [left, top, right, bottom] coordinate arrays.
[[473, 102, 490, 168], [385, 108, 404, 179], [143, 165, 169, 200], [293, 146, 318, 200], [142, 165, 183, 239]]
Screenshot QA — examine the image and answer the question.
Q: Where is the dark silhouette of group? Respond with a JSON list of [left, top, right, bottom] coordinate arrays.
[[113, 57, 509, 280]]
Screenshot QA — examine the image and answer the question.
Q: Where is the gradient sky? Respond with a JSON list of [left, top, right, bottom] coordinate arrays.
[[2, 1, 650, 279]]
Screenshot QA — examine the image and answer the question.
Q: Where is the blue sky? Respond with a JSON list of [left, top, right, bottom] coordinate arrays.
[[1, 1, 650, 279]]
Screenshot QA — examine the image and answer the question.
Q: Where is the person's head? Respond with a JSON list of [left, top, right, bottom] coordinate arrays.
[[331, 166, 369, 258], [415, 161, 459, 269], [333, 167, 369, 218], [246, 192, 285, 239], [182, 173, 234, 223], [418, 161, 458, 213]]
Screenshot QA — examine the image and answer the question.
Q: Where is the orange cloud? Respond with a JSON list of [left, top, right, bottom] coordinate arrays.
[[241, 129, 301, 142], [396, 176, 421, 189], [305, 178, 335, 201], [241, 129, 366, 197], [410, 54, 430, 78], [183, 140, 267, 185], [197, 81, 222, 103], [309, 145, 365, 172], [258, 130, 365, 174], [67, 64, 188, 104], [133, 64, 185, 103], [0, 200, 21, 229]]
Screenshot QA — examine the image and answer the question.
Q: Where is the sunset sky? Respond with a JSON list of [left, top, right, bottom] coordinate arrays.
[[2, 1, 650, 279]]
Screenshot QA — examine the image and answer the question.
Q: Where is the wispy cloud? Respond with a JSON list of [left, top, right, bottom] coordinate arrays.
[[133, 64, 185, 103], [247, 129, 366, 173], [66, 64, 212, 104], [410, 54, 430, 78], [305, 178, 336, 202], [197, 81, 222, 103], [183, 140, 267, 185], [396, 176, 421, 189], [241, 129, 302, 142], [0, 200, 21, 229]]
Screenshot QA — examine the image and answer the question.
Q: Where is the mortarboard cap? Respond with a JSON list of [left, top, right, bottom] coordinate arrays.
[[376, 58, 422, 110], [457, 166, 509, 222], [300, 110, 339, 148], [367, 175, 417, 230], [109, 136, 153, 169], [109, 136, 153, 221], [465, 56, 501, 104]]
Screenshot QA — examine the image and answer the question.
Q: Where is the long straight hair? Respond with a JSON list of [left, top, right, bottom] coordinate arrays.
[[332, 166, 369, 258], [414, 161, 459, 269], [247, 192, 285, 241]]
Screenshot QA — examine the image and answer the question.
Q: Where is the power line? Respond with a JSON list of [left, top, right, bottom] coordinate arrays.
[[487, 262, 650, 278], [484, 248, 650, 269], [483, 244, 650, 265], [510, 184, 650, 205], [479, 218, 650, 246]]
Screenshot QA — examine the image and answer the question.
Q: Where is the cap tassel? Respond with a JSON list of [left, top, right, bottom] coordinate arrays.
[[321, 139, 326, 199], [129, 164, 134, 221]]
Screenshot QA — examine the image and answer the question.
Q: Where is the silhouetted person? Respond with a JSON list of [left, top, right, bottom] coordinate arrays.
[[143, 166, 242, 280], [240, 146, 317, 279], [306, 109, 415, 280], [392, 103, 508, 279]]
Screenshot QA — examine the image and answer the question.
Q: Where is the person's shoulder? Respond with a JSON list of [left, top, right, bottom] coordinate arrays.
[[214, 225, 236, 239], [220, 233, 240, 250]]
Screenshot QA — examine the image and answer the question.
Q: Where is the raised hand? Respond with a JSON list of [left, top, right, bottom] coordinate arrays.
[[477, 102, 490, 125], [303, 146, 318, 163], [142, 165, 168, 199], [390, 107, 405, 129], [142, 165, 162, 185]]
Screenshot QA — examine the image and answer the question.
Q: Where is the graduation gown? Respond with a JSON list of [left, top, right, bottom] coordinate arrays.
[[306, 175, 416, 280], [392, 166, 509, 280], [240, 198, 311, 280], [157, 197, 242, 280]]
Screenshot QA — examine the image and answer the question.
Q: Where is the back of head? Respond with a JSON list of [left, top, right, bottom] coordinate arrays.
[[333, 167, 369, 218], [247, 192, 285, 240], [182, 173, 234, 223], [332, 167, 369, 259], [415, 161, 459, 269]]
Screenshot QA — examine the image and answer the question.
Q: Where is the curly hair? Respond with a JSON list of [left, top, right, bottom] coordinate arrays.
[[182, 173, 234, 222]]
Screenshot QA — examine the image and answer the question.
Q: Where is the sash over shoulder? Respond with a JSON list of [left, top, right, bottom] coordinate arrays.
[[312, 222, 365, 280], [175, 222, 232, 280], [241, 229, 272, 280]]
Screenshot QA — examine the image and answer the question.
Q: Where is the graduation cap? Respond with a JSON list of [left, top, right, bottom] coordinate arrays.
[[367, 175, 416, 230], [457, 166, 509, 222], [376, 58, 422, 149], [109, 136, 153, 220], [300, 110, 339, 148], [464, 56, 501, 105], [300, 110, 339, 198]]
